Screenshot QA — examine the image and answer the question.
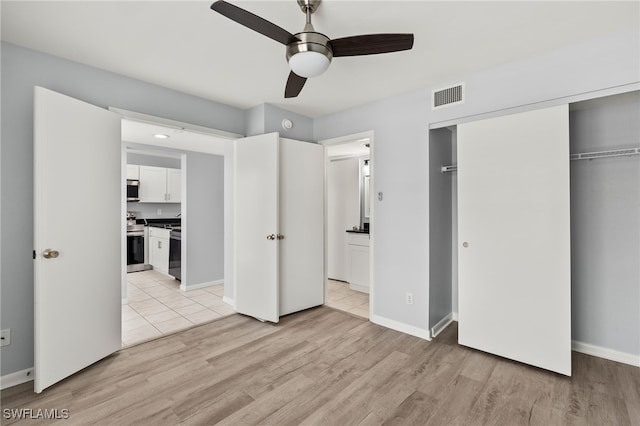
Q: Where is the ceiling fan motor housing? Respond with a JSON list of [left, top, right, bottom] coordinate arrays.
[[286, 32, 333, 77]]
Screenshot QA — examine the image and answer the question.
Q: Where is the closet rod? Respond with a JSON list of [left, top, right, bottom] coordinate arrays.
[[441, 146, 640, 173]]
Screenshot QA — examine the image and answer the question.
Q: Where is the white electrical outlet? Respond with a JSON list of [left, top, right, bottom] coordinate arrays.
[[0, 329, 10, 347], [406, 292, 413, 305], [157, 208, 162, 215]]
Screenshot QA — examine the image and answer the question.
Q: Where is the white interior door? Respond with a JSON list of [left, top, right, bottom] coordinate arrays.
[[279, 139, 325, 316], [457, 105, 571, 376], [34, 87, 122, 393], [234, 133, 280, 322]]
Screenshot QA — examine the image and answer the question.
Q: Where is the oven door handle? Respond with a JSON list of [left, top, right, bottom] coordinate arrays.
[[127, 231, 144, 237]]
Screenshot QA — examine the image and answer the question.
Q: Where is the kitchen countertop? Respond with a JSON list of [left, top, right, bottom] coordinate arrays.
[[346, 229, 369, 234], [137, 218, 181, 229]]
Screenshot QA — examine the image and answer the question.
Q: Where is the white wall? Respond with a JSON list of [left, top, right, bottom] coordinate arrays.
[[327, 158, 360, 281]]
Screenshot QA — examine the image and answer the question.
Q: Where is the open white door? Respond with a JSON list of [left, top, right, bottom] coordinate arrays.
[[457, 105, 571, 375], [279, 139, 325, 316], [34, 87, 122, 393], [234, 133, 280, 322]]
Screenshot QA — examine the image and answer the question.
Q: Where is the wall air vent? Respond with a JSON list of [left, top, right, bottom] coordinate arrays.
[[432, 83, 465, 110]]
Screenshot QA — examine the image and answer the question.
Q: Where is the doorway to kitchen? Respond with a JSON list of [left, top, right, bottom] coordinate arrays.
[[320, 132, 374, 319], [117, 112, 237, 347]]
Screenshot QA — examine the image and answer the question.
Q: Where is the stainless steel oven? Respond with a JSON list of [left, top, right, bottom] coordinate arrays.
[[169, 228, 181, 280], [126, 223, 146, 272]]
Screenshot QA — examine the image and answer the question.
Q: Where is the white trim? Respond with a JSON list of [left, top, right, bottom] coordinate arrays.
[[430, 312, 454, 338], [371, 314, 431, 341], [108, 107, 242, 140], [452, 311, 459, 321], [121, 298, 129, 305], [223, 296, 235, 307], [429, 82, 640, 130], [1, 368, 34, 390], [318, 131, 376, 322], [572, 340, 640, 368], [180, 279, 223, 292]]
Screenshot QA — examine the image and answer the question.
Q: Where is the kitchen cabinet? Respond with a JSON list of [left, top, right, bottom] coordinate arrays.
[[138, 166, 181, 203], [126, 164, 139, 180], [347, 232, 370, 293], [149, 227, 170, 274]]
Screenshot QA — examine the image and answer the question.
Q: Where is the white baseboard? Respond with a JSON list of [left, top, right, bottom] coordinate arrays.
[[348, 283, 370, 294], [572, 340, 639, 367], [430, 313, 454, 338], [371, 314, 431, 341], [222, 296, 234, 307], [180, 279, 223, 292], [452, 311, 459, 321], [1, 368, 34, 390]]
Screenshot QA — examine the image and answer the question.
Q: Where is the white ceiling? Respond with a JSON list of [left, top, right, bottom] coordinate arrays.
[[2, 1, 637, 118]]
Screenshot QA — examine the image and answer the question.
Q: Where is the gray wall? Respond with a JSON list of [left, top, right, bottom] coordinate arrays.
[[569, 92, 640, 356], [0, 42, 243, 376], [245, 103, 314, 142], [126, 152, 181, 219], [186, 154, 225, 287], [314, 27, 639, 345], [428, 128, 453, 328]]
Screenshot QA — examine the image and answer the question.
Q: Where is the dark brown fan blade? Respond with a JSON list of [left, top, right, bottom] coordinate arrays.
[[210, 1, 295, 45], [329, 34, 414, 57], [285, 72, 307, 98]]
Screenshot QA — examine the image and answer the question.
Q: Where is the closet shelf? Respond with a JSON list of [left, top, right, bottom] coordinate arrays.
[[441, 146, 640, 173], [569, 147, 639, 161]]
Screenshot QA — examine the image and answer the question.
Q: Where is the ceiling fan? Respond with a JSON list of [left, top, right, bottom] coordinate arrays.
[[210, 0, 414, 98]]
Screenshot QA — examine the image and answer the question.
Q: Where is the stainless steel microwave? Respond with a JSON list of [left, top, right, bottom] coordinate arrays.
[[127, 179, 140, 201]]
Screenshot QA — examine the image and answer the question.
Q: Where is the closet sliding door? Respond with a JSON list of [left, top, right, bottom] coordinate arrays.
[[457, 105, 571, 375]]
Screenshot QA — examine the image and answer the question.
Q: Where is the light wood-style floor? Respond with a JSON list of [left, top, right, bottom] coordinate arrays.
[[3, 307, 638, 425]]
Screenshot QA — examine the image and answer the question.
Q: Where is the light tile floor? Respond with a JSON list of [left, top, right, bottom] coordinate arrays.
[[123, 272, 369, 347], [325, 279, 370, 319], [122, 270, 233, 347]]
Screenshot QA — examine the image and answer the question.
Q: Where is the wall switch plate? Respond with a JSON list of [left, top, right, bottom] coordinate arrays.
[[406, 293, 413, 305], [0, 329, 10, 347]]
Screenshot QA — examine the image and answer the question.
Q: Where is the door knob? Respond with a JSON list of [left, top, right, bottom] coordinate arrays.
[[277, 234, 285, 240], [266, 234, 276, 240], [462, 242, 469, 248], [43, 249, 60, 259]]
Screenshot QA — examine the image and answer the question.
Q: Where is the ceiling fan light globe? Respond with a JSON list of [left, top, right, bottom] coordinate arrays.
[[289, 51, 331, 78]]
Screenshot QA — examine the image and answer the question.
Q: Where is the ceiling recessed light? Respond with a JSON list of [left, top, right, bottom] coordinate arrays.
[[153, 134, 169, 139]]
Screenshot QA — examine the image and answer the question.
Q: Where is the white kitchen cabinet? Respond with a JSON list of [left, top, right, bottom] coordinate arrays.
[[138, 165, 181, 203], [347, 232, 370, 293], [166, 168, 182, 202], [126, 164, 139, 180], [149, 227, 170, 274]]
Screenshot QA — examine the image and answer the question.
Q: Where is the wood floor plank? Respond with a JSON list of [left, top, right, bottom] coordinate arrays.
[[1, 309, 637, 426]]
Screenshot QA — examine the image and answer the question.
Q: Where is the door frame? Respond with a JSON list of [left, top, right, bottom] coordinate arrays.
[[318, 131, 375, 318], [110, 107, 241, 304]]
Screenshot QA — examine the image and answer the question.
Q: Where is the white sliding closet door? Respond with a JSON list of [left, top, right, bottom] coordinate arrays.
[[457, 105, 571, 375]]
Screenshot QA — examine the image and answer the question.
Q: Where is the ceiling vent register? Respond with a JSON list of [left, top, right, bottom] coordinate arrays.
[[432, 83, 465, 109]]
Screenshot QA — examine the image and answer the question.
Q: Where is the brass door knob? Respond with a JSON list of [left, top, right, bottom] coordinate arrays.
[[43, 249, 60, 259], [462, 242, 469, 248]]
